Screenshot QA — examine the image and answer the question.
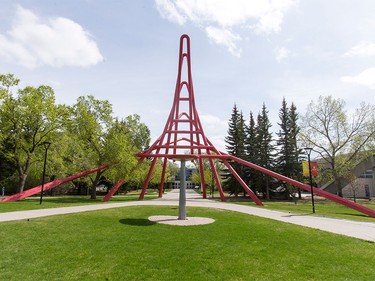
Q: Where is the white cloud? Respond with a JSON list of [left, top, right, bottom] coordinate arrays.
[[155, 0, 186, 25], [344, 41, 375, 57], [154, 0, 296, 57], [341, 68, 375, 89], [199, 113, 228, 151], [205, 26, 242, 57], [209, 135, 227, 152], [253, 1, 294, 34], [0, 5, 103, 68], [200, 113, 227, 128], [274, 46, 290, 62]]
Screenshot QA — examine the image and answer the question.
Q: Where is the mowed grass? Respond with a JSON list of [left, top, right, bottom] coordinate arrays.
[[1, 206, 375, 281], [0, 191, 158, 213], [2, 192, 375, 222], [221, 195, 375, 222], [258, 198, 375, 222]]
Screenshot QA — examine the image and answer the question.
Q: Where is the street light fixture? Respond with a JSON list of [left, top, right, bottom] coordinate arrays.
[[40, 141, 52, 205], [304, 147, 315, 213]]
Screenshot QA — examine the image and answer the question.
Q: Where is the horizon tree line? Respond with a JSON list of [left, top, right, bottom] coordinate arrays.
[[0, 73, 179, 198], [1, 72, 374, 199], [224, 96, 375, 199]]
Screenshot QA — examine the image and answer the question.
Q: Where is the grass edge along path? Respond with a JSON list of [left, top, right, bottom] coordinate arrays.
[[1, 206, 375, 281], [2, 191, 375, 222], [0, 192, 158, 213], [222, 196, 375, 222]]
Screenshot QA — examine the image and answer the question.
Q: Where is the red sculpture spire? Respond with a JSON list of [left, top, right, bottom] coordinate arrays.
[[145, 34, 218, 157], [102, 34, 263, 204], [137, 34, 223, 199]]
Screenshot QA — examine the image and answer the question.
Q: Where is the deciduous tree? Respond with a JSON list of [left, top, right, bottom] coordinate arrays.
[[191, 156, 224, 197], [299, 95, 375, 197], [0, 74, 65, 192]]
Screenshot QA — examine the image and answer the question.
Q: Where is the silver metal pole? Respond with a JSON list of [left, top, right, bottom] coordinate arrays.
[[178, 159, 187, 220]]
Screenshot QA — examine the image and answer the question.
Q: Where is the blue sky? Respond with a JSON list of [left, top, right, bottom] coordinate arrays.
[[1, 1, 374, 151]]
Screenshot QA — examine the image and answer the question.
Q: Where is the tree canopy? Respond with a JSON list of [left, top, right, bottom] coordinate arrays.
[[0, 74, 67, 192], [0, 74, 153, 197], [299, 95, 375, 196]]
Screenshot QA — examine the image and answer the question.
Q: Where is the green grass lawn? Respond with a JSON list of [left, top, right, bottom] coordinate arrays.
[[257, 198, 375, 221], [2, 190, 375, 222], [221, 195, 375, 222], [0, 206, 374, 281], [0, 191, 158, 213]]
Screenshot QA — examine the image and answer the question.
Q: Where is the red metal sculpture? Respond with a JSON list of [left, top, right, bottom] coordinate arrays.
[[103, 34, 262, 205], [0, 165, 109, 202], [4, 33, 373, 219], [104, 34, 375, 219]]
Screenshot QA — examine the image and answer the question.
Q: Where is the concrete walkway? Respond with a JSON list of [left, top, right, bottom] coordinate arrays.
[[1, 189, 375, 242]]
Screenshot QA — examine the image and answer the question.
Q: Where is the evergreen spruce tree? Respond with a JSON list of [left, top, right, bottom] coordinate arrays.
[[288, 102, 304, 197], [276, 98, 290, 176], [276, 98, 303, 199], [224, 104, 246, 196], [253, 103, 274, 199], [244, 111, 257, 193]]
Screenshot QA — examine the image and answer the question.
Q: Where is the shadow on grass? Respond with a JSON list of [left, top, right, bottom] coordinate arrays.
[[119, 218, 156, 226], [30, 196, 140, 204], [46, 198, 99, 204], [23, 197, 101, 204]]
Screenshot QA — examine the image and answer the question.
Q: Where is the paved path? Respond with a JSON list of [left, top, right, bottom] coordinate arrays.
[[1, 189, 375, 242]]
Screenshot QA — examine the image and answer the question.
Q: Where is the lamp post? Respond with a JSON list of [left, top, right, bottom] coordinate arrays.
[[304, 147, 315, 213], [40, 141, 51, 205]]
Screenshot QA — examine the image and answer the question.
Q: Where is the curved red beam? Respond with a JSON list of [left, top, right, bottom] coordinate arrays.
[[0, 165, 109, 202]]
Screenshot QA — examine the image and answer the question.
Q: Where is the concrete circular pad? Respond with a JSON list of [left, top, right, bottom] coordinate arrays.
[[148, 215, 215, 226]]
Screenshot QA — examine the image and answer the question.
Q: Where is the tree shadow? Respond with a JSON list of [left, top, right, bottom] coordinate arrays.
[[119, 218, 156, 226], [27, 197, 101, 204]]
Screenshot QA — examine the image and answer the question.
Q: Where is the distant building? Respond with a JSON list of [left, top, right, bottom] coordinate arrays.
[[341, 169, 373, 198], [320, 155, 375, 198], [166, 166, 197, 189]]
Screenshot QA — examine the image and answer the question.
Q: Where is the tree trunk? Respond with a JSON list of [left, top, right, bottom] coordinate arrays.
[[18, 173, 27, 193], [16, 154, 32, 193], [77, 182, 82, 195], [90, 184, 97, 199], [335, 177, 343, 197], [90, 171, 102, 199]]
